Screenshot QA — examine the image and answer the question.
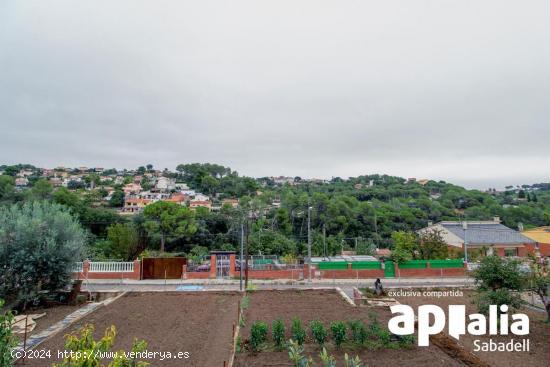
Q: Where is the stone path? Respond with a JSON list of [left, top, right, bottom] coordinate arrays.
[[15, 293, 125, 352]]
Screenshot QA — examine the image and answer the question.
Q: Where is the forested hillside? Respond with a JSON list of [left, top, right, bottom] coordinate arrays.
[[1, 163, 549, 259]]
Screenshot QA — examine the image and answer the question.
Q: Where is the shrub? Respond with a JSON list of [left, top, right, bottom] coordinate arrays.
[[344, 353, 363, 367], [287, 339, 313, 367], [309, 320, 328, 347], [397, 334, 415, 347], [367, 312, 381, 338], [319, 347, 336, 367], [0, 202, 87, 309], [0, 299, 17, 367], [52, 324, 148, 367], [250, 321, 268, 351], [272, 319, 286, 349], [377, 329, 392, 346], [348, 320, 367, 345], [291, 318, 306, 345], [330, 321, 347, 348]]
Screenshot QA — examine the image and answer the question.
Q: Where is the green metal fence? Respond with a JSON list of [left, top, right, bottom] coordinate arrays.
[[398, 260, 428, 269], [429, 259, 464, 268], [351, 261, 382, 270], [318, 262, 349, 270]]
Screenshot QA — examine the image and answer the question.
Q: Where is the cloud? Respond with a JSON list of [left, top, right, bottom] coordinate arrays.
[[1, 0, 550, 189]]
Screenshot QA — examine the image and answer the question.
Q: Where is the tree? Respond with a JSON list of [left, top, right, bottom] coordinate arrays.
[[526, 259, 550, 321], [28, 179, 53, 200], [109, 189, 125, 207], [0, 176, 15, 202], [0, 202, 87, 309], [105, 223, 140, 261], [417, 229, 448, 259], [391, 231, 417, 262], [143, 201, 197, 252], [473, 256, 524, 314]]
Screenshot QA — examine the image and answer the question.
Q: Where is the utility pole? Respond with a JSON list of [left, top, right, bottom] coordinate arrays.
[[245, 217, 249, 289], [307, 206, 312, 282], [240, 222, 244, 292], [463, 221, 468, 263], [322, 224, 326, 258]]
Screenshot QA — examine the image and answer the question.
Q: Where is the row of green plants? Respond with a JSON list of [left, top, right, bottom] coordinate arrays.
[[246, 314, 415, 352]]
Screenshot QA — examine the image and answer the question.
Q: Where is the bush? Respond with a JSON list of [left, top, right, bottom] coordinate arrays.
[[291, 318, 306, 345], [287, 339, 312, 367], [319, 347, 336, 367], [0, 202, 87, 309], [344, 353, 363, 367], [52, 324, 147, 367], [330, 321, 347, 348], [309, 320, 328, 347], [0, 299, 17, 367], [348, 320, 367, 345], [272, 319, 286, 349], [250, 321, 268, 351]]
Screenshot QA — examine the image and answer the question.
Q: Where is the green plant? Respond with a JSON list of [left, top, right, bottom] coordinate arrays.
[[367, 312, 381, 338], [235, 335, 242, 353], [348, 320, 367, 345], [250, 321, 268, 351], [344, 353, 363, 367], [330, 321, 347, 349], [287, 339, 313, 367], [319, 347, 336, 367], [240, 295, 250, 310], [272, 319, 286, 349], [53, 324, 148, 367], [309, 320, 328, 347], [397, 334, 415, 347], [377, 329, 391, 346], [0, 299, 17, 367], [246, 283, 258, 292], [291, 318, 306, 345]]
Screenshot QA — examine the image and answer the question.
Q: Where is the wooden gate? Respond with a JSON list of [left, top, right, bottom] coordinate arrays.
[[141, 257, 187, 279]]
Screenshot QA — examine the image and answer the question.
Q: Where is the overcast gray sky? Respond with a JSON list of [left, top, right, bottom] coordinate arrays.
[[1, 1, 549, 189]]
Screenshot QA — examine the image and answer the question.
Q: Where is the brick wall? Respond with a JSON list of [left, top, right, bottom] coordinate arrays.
[[74, 260, 141, 280]]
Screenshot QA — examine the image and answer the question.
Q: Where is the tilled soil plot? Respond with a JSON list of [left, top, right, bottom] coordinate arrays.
[[234, 289, 465, 367], [21, 292, 240, 367], [396, 290, 550, 367]]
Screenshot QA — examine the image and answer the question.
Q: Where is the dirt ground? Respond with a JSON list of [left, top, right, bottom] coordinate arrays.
[[21, 292, 240, 367], [14, 304, 82, 343], [234, 289, 465, 367], [395, 289, 550, 367]]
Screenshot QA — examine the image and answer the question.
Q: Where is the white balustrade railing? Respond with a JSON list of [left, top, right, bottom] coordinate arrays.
[[88, 261, 134, 273], [73, 262, 84, 272]]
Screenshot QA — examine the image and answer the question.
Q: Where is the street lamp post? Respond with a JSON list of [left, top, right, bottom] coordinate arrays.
[[307, 206, 312, 282]]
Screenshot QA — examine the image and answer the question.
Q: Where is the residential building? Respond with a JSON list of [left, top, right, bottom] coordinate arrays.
[[418, 218, 536, 258], [189, 200, 212, 211], [521, 227, 550, 257], [123, 183, 142, 195], [164, 193, 187, 205], [15, 177, 28, 187], [222, 198, 239, 208], [156, 177, 175, 191], [122, 198, 151, 214], [193, 193, 209, 202]]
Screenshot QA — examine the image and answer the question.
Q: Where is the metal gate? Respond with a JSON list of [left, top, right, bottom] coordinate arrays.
[[216, 254, 230, 278], [142, 257, 186, 279], [384, 260, 395, 278]]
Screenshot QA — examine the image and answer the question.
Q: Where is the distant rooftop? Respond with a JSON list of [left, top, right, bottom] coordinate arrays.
[[438, 221, 535, 244]]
